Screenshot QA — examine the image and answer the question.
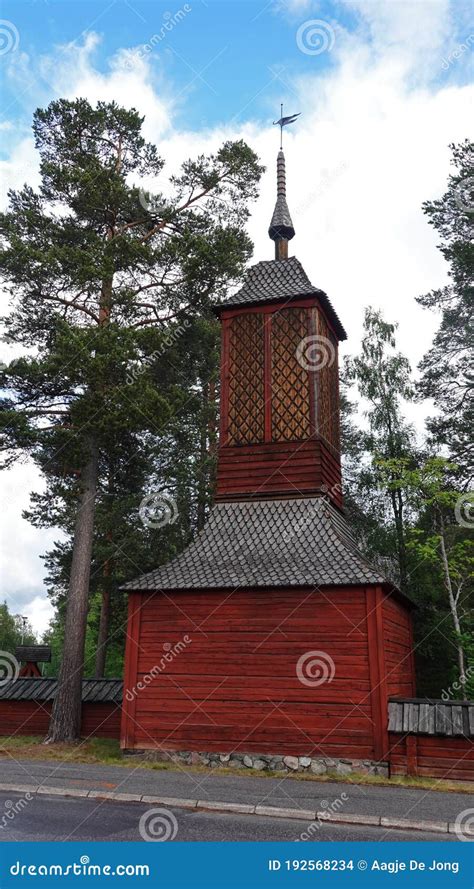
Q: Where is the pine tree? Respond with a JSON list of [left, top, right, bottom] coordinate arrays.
[[0, 98, 263, 741], [417, 140, 474, 484]]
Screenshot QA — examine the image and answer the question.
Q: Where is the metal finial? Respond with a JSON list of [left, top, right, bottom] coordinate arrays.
[[273, 104, 301, 149]]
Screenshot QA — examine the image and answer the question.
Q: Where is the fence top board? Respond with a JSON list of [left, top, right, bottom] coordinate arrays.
[[0, 678, 123, 704], [388, 698, 474, 738]]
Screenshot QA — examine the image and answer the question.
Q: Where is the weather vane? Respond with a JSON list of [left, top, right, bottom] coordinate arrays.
[[273, 103, 301, 149]]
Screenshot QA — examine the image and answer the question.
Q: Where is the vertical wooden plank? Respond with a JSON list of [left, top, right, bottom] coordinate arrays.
[[219, 315, 230, 446], [120, 591, 142, 750], [375, 587, 390, 759], [264, 313, 272, 442], [366, 586, 385, 761], [408, 612, 417, 695], [406, 734, 418, 776]]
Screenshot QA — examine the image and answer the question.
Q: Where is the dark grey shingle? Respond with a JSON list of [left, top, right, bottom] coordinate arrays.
[[215, 256, 347, 341], [0, 678, 123, 703], [121, 497, 388, 593]]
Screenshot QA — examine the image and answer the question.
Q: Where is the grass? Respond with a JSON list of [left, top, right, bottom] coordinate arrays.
[[0, 736, 471, 794]]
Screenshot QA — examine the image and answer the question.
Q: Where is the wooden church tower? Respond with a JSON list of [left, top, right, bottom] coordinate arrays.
[[121, 142, 416, 767]]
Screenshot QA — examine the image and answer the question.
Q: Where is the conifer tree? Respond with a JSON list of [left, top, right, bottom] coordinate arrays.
[[0, 98, 262, 741]]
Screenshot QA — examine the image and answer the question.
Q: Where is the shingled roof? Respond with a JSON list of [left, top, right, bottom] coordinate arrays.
[[0, 678, 122, 703], [122, 497, 391, 593], [215, 256, 347, 341]]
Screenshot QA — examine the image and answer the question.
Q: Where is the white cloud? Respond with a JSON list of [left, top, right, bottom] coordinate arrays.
[[0, 1, 471, 631]]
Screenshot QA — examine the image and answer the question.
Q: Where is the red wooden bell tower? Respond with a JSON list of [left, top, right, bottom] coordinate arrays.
[[215, 149, 346, 509], [121, 142, 416, 767]]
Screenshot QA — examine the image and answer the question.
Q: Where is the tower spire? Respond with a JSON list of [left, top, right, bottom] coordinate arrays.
[[269, 105, 299, 261]]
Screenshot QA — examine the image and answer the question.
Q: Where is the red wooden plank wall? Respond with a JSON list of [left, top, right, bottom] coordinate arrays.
[[122, 586, 384, 759], [388, 733, 474, 781], [0, 700, 121, 739], [382, 594, 416, 698]]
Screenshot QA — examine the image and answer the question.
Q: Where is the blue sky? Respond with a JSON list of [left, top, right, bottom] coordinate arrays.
[[2, 0, 472, 137], [1, 0, 472, 632]]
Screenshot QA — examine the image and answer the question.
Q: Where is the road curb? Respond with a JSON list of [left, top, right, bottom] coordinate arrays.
[[0, 783, 452, 835]]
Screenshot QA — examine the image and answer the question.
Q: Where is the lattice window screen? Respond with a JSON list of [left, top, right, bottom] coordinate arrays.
[[328, 331, 340, 451], [316, 310, 339, 449], [271, 308, 311, 441], [227, 313, 265, 445]]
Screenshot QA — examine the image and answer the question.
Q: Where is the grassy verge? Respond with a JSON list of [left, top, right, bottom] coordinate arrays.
[[0, 736, 471, 794]]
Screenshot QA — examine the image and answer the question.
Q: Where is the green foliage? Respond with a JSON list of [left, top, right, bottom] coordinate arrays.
[[417, 139, 474, 484], [344, 308, 417, 591], [0, 602, 36, 654], [0, 98, 262, 683]]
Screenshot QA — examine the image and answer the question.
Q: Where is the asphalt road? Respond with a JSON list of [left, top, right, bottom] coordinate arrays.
[[1, 758, 470, 824], [0, 792, 457, 843]]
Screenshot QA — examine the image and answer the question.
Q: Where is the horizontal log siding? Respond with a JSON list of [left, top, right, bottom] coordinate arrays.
[[382, 594, 415, 698], [389, 733, 474, 781], [123, 586, 378, 758], [216, 438, 342, 507], [0, 700, 121, 739]]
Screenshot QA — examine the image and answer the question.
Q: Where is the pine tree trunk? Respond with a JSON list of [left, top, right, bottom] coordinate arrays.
[[46, 439, 99, 742]]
